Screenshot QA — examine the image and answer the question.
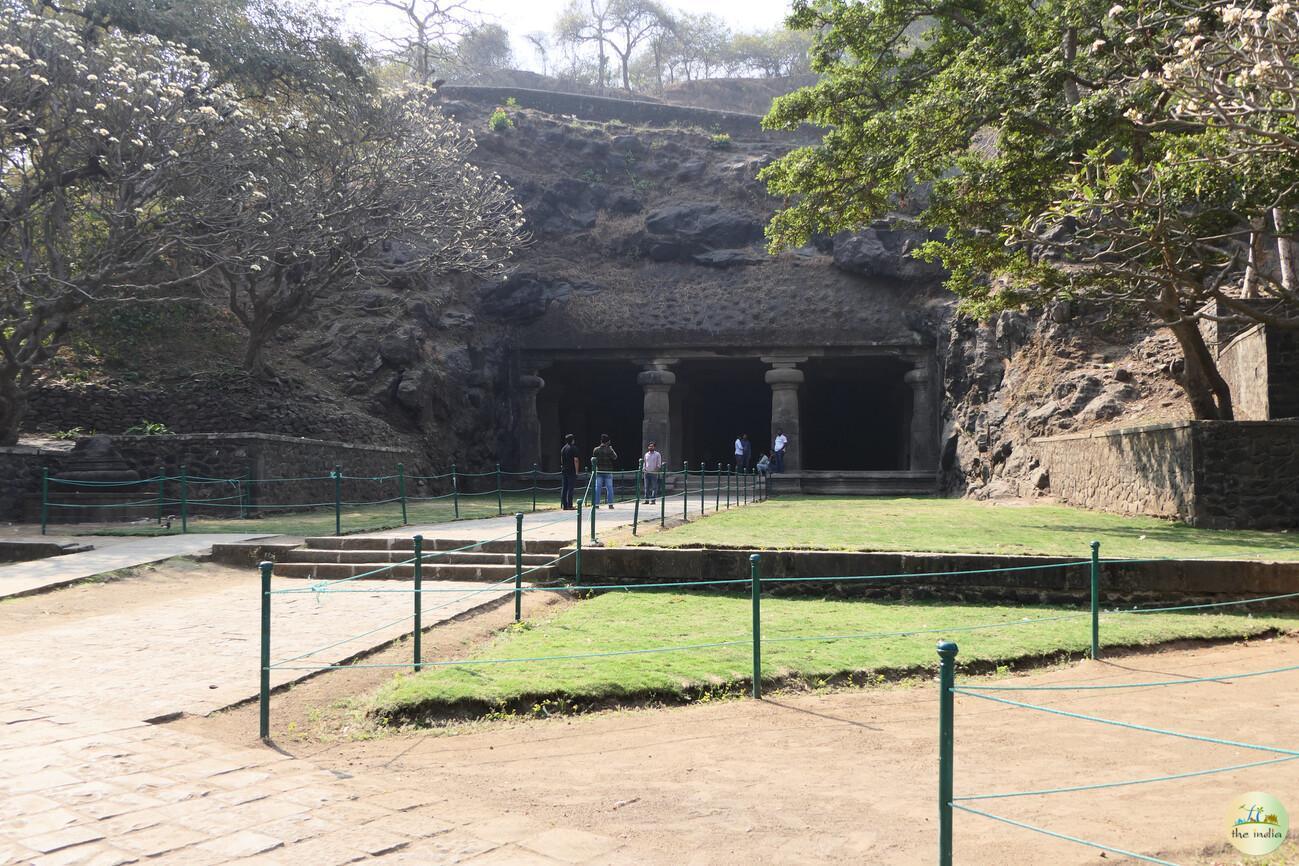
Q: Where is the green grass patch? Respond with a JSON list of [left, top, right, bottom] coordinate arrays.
[[374, 591, 1298, 721], [81, 492, 558, 537], [642, 497, 1299, 561]]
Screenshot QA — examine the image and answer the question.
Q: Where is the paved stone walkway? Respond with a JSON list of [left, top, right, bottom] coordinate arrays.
[[0, 517, 623, 865], [0, 535, 270, 600]]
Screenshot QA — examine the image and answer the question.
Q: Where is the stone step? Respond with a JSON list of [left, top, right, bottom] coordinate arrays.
[[279, 549, 554, 565], [302, 537, 567, 555], [272, 562, 557, 581]]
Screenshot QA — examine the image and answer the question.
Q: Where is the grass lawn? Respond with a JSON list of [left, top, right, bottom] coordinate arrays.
[[374, 591, 1299, 719], [79, 492, 557, 537], [634, 497, 1299, 561]]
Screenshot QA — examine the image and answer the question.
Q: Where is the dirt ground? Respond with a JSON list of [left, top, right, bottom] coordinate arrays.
[[176, 621, 1299, 866]]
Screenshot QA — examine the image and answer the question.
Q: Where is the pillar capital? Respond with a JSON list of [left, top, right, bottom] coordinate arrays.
[[760, 355, 808, 368], [636, 357, 679, 371], [765, 367, 804, 388], [903, 368, 929, 387], [518, 374, 545, 392], [637, 369, 676, 389]]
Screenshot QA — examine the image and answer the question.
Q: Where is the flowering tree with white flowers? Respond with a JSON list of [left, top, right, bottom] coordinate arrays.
[[182, 86, 527, 375], [0, 5, 249, 443]]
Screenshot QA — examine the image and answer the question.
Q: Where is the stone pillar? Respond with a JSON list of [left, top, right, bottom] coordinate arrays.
[[516, 373, 544, 469], [904, 362, 938, 470], [638, 360, 676, 462], [764, 359, 805, 471]]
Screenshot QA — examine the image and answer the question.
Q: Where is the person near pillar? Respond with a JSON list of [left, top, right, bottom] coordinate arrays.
[[642, 442, 662, 503], [772, 429, 788, 473], [734, 433, 751, 469], [591, 433, 618, 509], [559, 434, 579, 510]]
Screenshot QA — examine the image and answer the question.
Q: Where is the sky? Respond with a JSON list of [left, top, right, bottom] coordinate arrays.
[[333, 0, 797, 72]]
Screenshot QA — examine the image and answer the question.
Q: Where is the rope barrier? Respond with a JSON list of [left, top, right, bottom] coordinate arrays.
[[950, 805, 1180, 866], [957, 660, 1299, 692], [1106, 589, 1299, 615], [759, 559, 1092, 586], [761, 611, 1088, 644], [954, 754, 1299, 802], [952, 688, 1299, 756]]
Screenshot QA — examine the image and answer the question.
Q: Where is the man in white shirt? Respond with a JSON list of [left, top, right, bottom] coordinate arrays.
[[773, 429, 788, 473], [734, 435, 745, 469], [642, 442, 663, 503]]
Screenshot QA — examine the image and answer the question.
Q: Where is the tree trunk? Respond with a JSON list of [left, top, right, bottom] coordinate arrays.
[[0, 367, 25, 447], [242, 326, 274, 378], [1273, 208, 1296, 292], [1243, 217, 1265, 298], [1153, 300, 1234, 420]]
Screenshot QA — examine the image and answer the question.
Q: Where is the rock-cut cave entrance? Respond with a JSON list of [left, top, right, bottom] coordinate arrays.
[[800, 357, 913, 471], [674, 359, 771, 468], [536, 360, 642, 472]]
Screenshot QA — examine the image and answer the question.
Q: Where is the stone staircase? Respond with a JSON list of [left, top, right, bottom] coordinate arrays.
[[271, 536, 568, 582]]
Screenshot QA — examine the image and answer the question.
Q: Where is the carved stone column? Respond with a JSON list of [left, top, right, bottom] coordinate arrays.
[[764, 358, 805, 472], [516, 373, 545, 469], [904, 362, 938, 470], [638, 360, 676, 463]]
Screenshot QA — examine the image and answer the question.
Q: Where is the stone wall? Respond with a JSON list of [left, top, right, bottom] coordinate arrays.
[[1033, 420, 1299, 528], [1218, 326, 1272, 421], [559, 547, 1299, 607], [1217, 325, 1299, 420], [439, 84, 816, 141], [1033, 423, 1196, 519], [9, 434, 432, 522]]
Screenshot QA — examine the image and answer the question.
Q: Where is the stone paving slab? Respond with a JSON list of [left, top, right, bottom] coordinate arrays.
[[0, 577, 512, 721], [0, 535, 271, 600]]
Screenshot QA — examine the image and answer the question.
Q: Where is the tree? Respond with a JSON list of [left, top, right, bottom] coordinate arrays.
[[455, 22, 512, 77], [523, 30, 550, 75], [0, 3, 249, 442], [760, 0, 1298, 420], [555, 0, 666, 92], [183, 88, 529, 375], [362, 0, 476, 85], [665, 12, 730, 81]]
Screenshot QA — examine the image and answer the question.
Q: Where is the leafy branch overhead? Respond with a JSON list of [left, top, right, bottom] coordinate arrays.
[[761, 0, 1299, 421]]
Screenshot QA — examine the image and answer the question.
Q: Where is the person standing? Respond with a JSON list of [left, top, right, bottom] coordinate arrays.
[[740, 433, 752, 470], [591, 433, 618, 509], [560, 433, 579, 509], [734, 434, 746, 470], [773, 429, 788, 473], [642, 442, 663, 503]]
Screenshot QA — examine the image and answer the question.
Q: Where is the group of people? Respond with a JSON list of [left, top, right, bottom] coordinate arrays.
[[558, 430, 789, 510], [733, 430, 789, 475]]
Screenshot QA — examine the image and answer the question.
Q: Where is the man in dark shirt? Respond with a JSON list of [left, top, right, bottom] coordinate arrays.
[[560, 434, 579, 510], [591, 433, 618, 509]]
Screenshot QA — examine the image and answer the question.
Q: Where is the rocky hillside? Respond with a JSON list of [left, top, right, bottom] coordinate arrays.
[[30, 87, 1193, 485]]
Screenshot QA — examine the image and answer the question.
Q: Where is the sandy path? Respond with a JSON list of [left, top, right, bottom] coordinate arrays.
[[284, 638, 1299, 865]]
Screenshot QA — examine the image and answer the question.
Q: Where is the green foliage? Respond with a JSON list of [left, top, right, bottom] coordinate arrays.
[[50, 427, 92, 440], [504, 96, 520, 108], [488, 106, 514, 132], [123, 420, 173, 436], [707, 132, 733, 150]]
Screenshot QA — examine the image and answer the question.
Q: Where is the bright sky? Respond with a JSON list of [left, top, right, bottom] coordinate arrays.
[[333, 0, 797, 72]]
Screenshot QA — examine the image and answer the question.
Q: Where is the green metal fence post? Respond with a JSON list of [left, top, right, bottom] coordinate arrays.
[[575, 498, 584, 585], [659, 469, 667, 527], [40, 467, 48, 535], [1090, 540, 1101, 660], [259, 560, 273, 740], [332, 465, 342, 536], [156, 467, 165, 525], [590, 477, 598, 543], [514, 512, 524, 622], [451, 464, 460, 519], [698, 462, 705, 514], [938, 640, 959, 866], [180, 465, 189, 533], [238, 469, 249, 520], [398, 463, 408, 526], [682, 463, 689, 521], [532, 464, 538, 513], [714, 463, 720, 512], [413, 534, 423, 671], [750, 554, 762, 699], [496, 464, 504, 516], [726, 464, 731, 509], [632, 459, 643, 536]]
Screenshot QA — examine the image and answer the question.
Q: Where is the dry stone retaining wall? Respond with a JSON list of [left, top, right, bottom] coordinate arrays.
[[1033, 420, 1299, 528]]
